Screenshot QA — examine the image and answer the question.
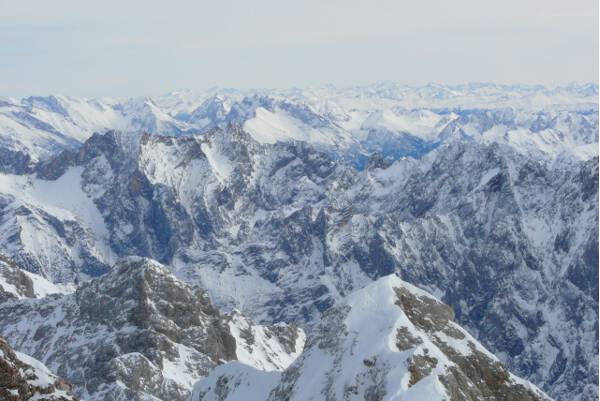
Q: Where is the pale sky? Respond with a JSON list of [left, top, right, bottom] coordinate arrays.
[[0, 0, 597, 97]]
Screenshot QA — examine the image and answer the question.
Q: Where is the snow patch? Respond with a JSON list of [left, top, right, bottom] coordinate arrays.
[[201, 142, 233, 183]]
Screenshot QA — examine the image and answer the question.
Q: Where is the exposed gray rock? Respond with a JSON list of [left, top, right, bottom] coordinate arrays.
[[0, 336, 78, 401], [0, 257, 303, 401]]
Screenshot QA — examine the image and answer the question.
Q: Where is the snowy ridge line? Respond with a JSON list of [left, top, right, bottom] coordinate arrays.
[[0, 83, 597, 175], [190, 274, 553, 401]]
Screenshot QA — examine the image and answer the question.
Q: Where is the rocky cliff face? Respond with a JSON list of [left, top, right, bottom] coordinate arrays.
[[0, 336, 78, 401], [190, 275, 552, 401], [0, 258, 303, 401]]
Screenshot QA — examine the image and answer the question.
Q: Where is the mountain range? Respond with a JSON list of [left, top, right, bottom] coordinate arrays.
[[0, 83, 597, 401]]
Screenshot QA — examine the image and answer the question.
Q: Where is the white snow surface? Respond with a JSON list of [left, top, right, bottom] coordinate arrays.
[[0, 167, 113, 279], [189, 362, 281, 401], [200, 142, 233, 182], [190, 275, 552, 401], [16, 351, 59, 388], [243, 106, 351, 146], [0, 167, 107, 235], [361, 109, 457, 141], [228, 311, 305, 371]]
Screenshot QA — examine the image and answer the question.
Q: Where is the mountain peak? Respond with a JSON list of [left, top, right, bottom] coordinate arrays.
[[192, 274, 552, 401], [0, 257, 303, 401]]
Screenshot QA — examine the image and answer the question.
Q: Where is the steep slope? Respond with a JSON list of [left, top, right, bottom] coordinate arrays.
[[0, 255, 73, 301], [0, 257, 304, 401], [190, 275, 552, 401], [0, 336, 78, 401], [0, 163, 113, 281]]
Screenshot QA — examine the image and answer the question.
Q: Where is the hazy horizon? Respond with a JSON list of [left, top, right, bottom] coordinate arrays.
[[2, 81, 599, 101], [1, 0, 597, 97]]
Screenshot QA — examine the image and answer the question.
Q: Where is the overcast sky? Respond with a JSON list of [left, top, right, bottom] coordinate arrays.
[[0, 0, 597, 97]]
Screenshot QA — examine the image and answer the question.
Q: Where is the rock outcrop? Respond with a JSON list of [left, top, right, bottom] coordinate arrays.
[[0, 258, 303, 401], [0, 336, 78, 401]]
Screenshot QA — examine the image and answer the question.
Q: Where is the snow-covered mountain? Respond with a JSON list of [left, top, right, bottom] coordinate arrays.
[[0, 83, 596, 174], [0, 83, 597, 401], [190, 275, 551, 401], [0, 257, 303, 401]]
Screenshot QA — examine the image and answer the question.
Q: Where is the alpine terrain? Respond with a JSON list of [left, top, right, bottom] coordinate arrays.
[[0, 83, 597, 401]]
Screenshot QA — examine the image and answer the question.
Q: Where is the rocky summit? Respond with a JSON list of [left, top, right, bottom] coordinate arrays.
[[190, 275, 552, 401], [0, 257, 303, 401], [0, 84, 597, 401]]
